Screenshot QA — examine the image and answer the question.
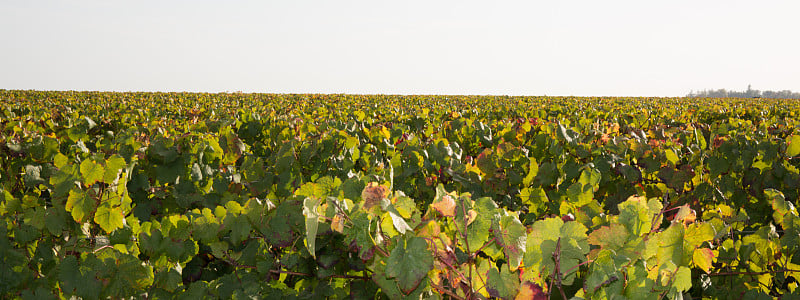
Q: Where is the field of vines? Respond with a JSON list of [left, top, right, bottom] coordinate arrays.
[[2, 90, 800, 299]]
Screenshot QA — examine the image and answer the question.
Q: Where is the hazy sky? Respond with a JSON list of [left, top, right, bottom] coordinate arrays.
[[2, 1, 798, 96]]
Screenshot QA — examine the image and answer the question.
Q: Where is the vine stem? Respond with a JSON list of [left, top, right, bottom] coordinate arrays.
[[562, 259, 595, 277], [547, 237, 568, 300], [473, 237, 497, 257], [92, 245, 114, 253], [554, 238, 568, 300]]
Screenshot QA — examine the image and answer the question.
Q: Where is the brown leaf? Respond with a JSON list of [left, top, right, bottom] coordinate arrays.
[[362, 182, 388, 211], [433, 194, 456, 217]]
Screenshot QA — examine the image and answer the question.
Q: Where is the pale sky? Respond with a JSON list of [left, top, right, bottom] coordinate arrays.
[[2, 1, 798, 97]]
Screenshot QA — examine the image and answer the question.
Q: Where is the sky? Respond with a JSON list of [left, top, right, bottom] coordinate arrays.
[[1, 1, 799, 97]]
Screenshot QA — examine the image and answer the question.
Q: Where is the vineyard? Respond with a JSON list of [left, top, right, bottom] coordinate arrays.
[[2, 90, 800, 299]]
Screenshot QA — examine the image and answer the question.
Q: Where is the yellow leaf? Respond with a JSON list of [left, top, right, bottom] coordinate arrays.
[[693, 248, 715, 273], [331, 214, 344, 233]]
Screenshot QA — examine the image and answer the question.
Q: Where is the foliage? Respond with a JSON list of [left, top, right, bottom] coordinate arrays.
[[1, 90, 800, 298]]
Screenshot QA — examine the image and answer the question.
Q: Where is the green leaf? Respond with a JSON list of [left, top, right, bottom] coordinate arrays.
[[209, 241, 229, 259], [475, 149, 496, 177], [105, 253, 155, 297], [264, 199, 302, 248], [23, 207, 45, 230], [585, 249, 623, 296], [520, 187, 547, 206], [66, 188, 96, 223], [50, 163, 80, 199], [103, 155, 127, 183], [788, 135, 800, 157], [623, 262, 657, 299], [94, 202, 124, 233], [658, 223, 687, 267], [566, 167, 601, 207], [618, 196, 660, 237], [54, 152, 69, 168], [372, 259, 426, 299], [492, 214, 527, 271], [587, 223, 630, 250], [45, 208, 67, 236], [524, 217, 589, 286], [557, 124, 575, 143], [80, 158, 105, 184], [486, 263, 520, 300], [226, 214, 251, 245], [767, 189, 796, 226], [59, 256, 102, 299], [191, 208, 221, 243], [672, 266, 692, 292], [154, 268, 182, 292], [465, 197, 499, 251], [343, 211, 373, 258], [385, 204, 412, 234], [303, 197, 321, 258], [386, 236, 433, 294], [685, 222, 715, 248]]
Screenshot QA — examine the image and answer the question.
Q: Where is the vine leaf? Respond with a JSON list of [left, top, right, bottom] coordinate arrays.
[[524, 217, 589, 286], [463, 197, 499, 251], [492, 214, 527, 271], [665, 149, 680, 166], [66, 188, 95, 223], [692, 248, 715, 273], [432, 194, 455, 217], [585, 250, 623, 295], [59, 256, 103, 299], [385, 204, 412, 234], [787, 135, 800, 157], [767, 189, 795, 225], [50, 162, 80, 199], [80, 159, 105, 185], [587, 223, 629, 251], [386, 236, 433, 294], [362, 182, 388, 212], [94, 202, 124, 233], [657, 223, 688, 267], [343, 211, 373, 258], [486, 263, 520, 300], [673, 266, 692, 292], [685, 222, 714, 249], [673, 205, 696, 225], [517, 281, 548, 300], [566, 167, 601, 207], [302, 197, 321, 258], [618, 195, 662, 237], [103, 155, 127, 183]]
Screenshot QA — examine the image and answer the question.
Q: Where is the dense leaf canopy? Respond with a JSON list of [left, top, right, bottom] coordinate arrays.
[[1, 90, 800, 298]]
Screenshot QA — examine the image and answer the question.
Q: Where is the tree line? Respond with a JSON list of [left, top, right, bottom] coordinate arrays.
[[688, 85, 800, 99]]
